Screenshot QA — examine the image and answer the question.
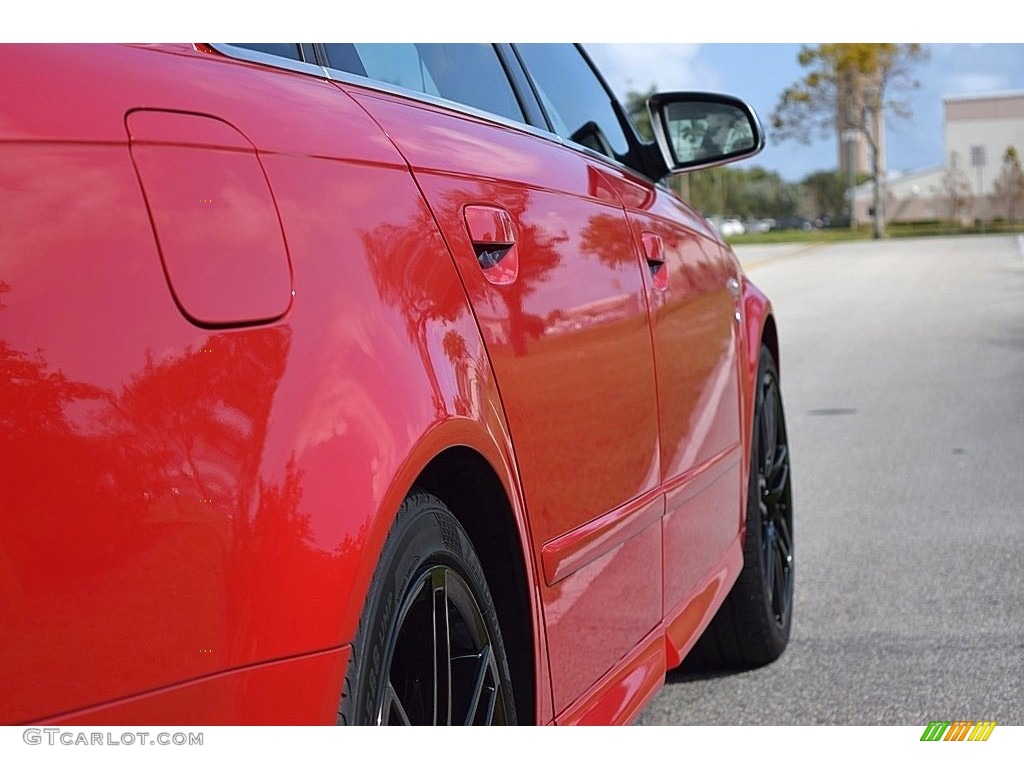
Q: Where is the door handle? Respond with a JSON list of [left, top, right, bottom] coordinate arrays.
[[464, 205, 518, 285], [641, 232, 668, 292]]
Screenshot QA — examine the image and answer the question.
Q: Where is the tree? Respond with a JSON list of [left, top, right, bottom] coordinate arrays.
[[684, 166, 797, 219], [624, 84, 657, 142], [992, 146, 1024, 223], [801, 170, 849, 221], [771, 44, 928, 239], [937, 151, 973, 224]]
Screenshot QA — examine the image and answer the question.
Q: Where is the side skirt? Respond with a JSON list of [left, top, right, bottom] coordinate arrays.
[[553, 535, 743, 725]]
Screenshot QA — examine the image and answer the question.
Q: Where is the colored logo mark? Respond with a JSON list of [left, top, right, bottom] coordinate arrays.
[[920, 720, 996, 741]]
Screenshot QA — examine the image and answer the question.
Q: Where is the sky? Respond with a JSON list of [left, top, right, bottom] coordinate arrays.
[[587, 44, 1024, 182], [10, 2, 1024, 184]]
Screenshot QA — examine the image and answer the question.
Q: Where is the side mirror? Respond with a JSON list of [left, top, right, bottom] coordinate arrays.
[[648, 92, 765, 173]]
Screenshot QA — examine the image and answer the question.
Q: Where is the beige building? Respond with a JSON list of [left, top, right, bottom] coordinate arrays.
[[853, 90, 1024, 225]]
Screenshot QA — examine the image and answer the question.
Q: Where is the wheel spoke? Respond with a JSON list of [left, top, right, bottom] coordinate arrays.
[[769, 514, 793, 622], [480, 681, 498, 725], [460, 645, 498, 725], [765, 445, 789, 504], [382, 680, 413, 726], [772, 539, 787, 618], [776, 517, 793, 563], [760, 379, 778, 467], [759, 418, 772, 475], [431, 568, 452, 725], [763, 524, 776, 602]]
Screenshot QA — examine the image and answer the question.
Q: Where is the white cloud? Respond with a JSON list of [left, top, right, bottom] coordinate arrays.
[[944, 73, 1012, 95], [585, 44, 721, 101]]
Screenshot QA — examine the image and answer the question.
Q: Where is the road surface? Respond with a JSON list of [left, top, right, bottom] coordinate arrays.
[[637, 235, 1024, 725]]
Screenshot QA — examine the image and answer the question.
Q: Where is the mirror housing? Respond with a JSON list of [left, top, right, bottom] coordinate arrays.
[[648, 92, 765, 174]]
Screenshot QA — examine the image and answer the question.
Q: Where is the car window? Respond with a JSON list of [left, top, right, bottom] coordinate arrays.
[[229, 43, 306, 63], [514, 44, 630, 163], [323, 43, 525, 125]]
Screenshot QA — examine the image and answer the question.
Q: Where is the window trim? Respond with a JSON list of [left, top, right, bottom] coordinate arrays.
[[498, 43, 551, 133], [207, 43, 668, 190], [210, 43, 552, 137], [209, 43, 330, 79], [326, 44, 530, 128], [511, 44, 669, 183]]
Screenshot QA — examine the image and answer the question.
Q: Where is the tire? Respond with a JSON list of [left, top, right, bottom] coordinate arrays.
[[339, 491, 517, 725], [690, 344, 793, 668]]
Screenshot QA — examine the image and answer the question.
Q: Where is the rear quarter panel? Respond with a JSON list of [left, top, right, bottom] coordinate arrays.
[[0, 44, 536, 723]]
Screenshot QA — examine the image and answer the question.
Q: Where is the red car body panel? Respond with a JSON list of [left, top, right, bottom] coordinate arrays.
[[0, 43, 778, 725], [126, 109, 295, 326], [345, 88, 666, 713], [41, 647, 350, 726]]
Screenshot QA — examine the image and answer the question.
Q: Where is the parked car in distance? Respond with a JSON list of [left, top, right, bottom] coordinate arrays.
[[719, 217, 747, 237], [0, 43, 793, 726], [744, 217, 775, 234], [706, 215, 753, 237], [775, 215, 814, 231]]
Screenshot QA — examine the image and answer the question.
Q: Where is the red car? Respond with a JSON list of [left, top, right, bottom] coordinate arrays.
[[0, 43, 793, 726]]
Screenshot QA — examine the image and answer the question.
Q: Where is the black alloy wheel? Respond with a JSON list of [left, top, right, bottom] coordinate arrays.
[[340, 492, 516, 725], [756, 350, 793, 631], [687, 344, 793, 668]]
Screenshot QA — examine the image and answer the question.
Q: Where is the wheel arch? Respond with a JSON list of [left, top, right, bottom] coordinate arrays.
[[343, 410, 547, 724], [414, 446, 536, 726], [760, 313, 780, 377], [739, 276, 779, 506], [742, 276, 779, 373]]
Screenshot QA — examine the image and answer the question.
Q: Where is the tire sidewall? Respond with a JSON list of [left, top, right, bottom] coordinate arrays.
[[343, 494, 515, 725], [748, 347, 793, 650]]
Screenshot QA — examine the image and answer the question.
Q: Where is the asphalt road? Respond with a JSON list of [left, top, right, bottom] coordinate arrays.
[[637, 234, 1024, 725]]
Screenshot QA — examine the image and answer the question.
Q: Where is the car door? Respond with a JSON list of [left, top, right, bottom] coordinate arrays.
[[622, 183, 746, 626], [513, 45, 746, 650], [322, 44, 664, 715]]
